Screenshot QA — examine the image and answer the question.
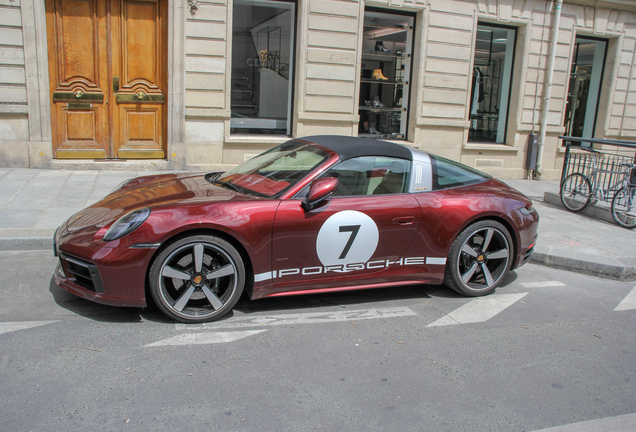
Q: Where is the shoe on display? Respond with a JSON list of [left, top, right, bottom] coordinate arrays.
[[372, 68, 388, 80], [375, 41, 390, 52], [371, 96, 384, 108], [368, 123, 379, 134]]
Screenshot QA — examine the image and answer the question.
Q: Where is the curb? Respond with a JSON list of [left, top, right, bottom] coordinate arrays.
[[530, 249, 636, 282], [0, 237, 53, 252]]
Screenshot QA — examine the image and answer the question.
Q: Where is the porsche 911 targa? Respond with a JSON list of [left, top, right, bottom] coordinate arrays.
[[54, 135, 539, 323]]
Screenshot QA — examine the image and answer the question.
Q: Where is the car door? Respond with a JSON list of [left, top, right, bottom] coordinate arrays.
[[270, 156, 422, 293]]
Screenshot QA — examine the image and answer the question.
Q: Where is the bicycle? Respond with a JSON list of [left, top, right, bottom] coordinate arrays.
[[560, 146, 636, 229]]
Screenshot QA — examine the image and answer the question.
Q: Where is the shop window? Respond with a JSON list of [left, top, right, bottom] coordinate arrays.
[[230, 0, 295, 135], [469, 24, 516, 144], [359, 9, 414, 140], [563, 37, 607, 144]]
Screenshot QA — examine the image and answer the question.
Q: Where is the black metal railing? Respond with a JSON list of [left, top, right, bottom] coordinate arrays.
[[560, 136, 636, 203]]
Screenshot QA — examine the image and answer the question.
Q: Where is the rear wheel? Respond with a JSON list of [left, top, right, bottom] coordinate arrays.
[[149, 235, 245, 323], [560, 173, 592, 212], [444, 220, 513, 297], [611, 186, 636, 229]]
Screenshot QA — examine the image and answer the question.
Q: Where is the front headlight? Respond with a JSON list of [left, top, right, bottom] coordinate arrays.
[[103, 207, 151, 242]]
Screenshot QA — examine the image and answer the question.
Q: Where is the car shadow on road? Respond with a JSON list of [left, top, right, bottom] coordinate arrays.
[[233, 270, 520, 317], [49, 277, 171, 324], [233, 284, 432, 316]]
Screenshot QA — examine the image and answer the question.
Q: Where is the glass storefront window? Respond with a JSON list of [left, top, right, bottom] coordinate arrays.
[[563, 37, 607, 144], [230, 0, 295, 135], [469, 24, 516, 144], [359, 9, 414, 140]]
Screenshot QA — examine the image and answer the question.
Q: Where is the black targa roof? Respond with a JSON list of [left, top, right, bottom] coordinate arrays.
[[295, 135, 413, 161]]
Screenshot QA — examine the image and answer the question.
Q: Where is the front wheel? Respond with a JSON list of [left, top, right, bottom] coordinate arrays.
[[560, 173, 592, 212], [611, 186, 636, 229], [443, 220, 513, 297], [149, 235, 245, 323]]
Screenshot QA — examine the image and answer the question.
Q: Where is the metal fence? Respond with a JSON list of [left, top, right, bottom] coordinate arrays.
[[560, 136, 636, 203]]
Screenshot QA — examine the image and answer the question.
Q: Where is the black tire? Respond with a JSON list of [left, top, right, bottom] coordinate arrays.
[[443, 220, 513, 297], [560, 173, 591, 212], [611, 186, 636, 229], [149, 235, 245, 323]]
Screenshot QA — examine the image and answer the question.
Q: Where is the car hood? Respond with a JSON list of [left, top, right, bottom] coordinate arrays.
[[65, 173, 262, 232]]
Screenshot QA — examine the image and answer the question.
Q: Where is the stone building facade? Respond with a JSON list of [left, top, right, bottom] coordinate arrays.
[[1, 0, 636, 179]]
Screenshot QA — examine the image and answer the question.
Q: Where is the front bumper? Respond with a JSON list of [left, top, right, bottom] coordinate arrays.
[[54, 225, 158, 308]]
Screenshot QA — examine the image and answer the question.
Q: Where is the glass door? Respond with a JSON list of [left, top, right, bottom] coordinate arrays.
[[563, 37, 607, 144], [359, 9, 413, 140]]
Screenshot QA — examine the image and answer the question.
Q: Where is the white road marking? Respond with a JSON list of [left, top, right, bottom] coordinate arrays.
[[0, 321, 58, 335], [520, 281, 566, 288], [614, 285, 636, 311], [175, 306, 417, 331], [145, 330, 267, 347], [529, 412, 636, 431], [427, 293, 528, 327]]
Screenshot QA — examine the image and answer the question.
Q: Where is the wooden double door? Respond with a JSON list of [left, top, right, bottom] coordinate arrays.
[[46, 0, 167, 159]]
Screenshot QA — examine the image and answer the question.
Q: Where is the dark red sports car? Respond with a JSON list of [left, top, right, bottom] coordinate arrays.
[[54, 135, 539, 323]]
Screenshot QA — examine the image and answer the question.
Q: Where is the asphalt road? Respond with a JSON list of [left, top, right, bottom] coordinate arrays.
[[1, 250, 635, 432]]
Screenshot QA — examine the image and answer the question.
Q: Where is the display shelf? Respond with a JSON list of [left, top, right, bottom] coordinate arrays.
[[360, 78, 406, 85], [359, 106, 404, 113]]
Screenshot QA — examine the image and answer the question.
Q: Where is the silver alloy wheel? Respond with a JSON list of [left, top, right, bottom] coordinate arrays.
[[456, 226, 510, 293], [150, 236, 245, 322]]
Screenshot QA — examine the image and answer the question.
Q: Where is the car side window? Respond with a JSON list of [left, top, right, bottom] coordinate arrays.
[[430, 155, 489, 190], [322, 156, 410, 196]]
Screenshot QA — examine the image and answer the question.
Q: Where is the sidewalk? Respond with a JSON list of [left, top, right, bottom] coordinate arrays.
[[1, 168, 635, 281]]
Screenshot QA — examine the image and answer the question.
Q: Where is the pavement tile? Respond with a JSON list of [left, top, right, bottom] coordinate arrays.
[[34, 207, 82, 229], [0, 195, 14, 206], [87, 188, 114, 203], [61, 179, 96, 190], [50, 195, 91, 208], [1, 180, 30, 190], [0, 209, 43, 228], [0, 187, 19, 198], [2, 193, 57, 210], [1, 169, 41, 180]]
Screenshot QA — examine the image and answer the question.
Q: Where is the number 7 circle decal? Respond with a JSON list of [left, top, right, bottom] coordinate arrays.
[[316, 211, 379, 267]]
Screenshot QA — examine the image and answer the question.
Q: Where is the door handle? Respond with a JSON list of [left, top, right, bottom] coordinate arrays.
[[392, 216, 415, 225]]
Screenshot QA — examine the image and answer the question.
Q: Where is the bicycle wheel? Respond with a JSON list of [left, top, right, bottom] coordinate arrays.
[[611, 186, 636, 229], [560, 173, 592, 212]]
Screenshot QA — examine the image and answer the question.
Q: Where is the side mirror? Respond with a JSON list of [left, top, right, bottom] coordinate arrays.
[[302, 177, 338, 211]]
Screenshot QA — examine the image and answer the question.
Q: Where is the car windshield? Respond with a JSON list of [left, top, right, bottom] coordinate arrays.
[[213, 141, 330, 197]]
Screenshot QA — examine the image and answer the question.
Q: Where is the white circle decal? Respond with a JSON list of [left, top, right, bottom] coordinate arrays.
[[316, 210, 379, 267]]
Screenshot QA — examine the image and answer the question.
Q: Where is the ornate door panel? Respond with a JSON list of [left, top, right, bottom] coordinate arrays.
[[112, 0, 166, 158], [46, 0, 109, 158], [46, 0, 167, 159]]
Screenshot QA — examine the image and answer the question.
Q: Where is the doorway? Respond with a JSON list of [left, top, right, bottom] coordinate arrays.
[[45, 0, 168, 159]]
